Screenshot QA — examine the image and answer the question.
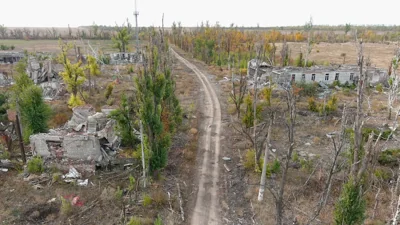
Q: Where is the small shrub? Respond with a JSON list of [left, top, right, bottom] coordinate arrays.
[[128, 216, 142, 225], [152, 189, 167, 206], [52, 173, 61, 183], [374, 168, 391, 181], [0, 151, 10, 159], [128, 66, 134, 74], [154, 216, 162, 225], [244, 149, 262, 172], [106, 98, 114, 106], [128, 175, 136, 192], [378, 149, 400, 166], [296, 81, 318, 97], [300, 158, 314, 173], [60, 197, 72, 216], [376, 83, 383, 93], [292, 151, 299, 162], [68, 95, 84, 108], [270, 159, 281, 174], [343, 88, 351, 96], [27, 156, 44, 174], [308, 97, 318, 112], [143, 194, 152, 207], [104, 82, 114, 100], [115, 186, 123, 201], [331, 80, 341, 88], [313, 136, 321, 145]]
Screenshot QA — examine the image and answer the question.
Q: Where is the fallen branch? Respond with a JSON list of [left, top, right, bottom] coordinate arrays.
[[177, 182, 185, 221], [250, 200, 256, 224], [224, 164, 231, 172]]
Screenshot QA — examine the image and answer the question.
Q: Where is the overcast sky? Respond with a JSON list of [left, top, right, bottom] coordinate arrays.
[[1, 0, 399, 28]]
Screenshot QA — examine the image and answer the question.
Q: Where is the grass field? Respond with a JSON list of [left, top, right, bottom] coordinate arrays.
[[1, 39, 397, 69], [277, 42, 398, 69]]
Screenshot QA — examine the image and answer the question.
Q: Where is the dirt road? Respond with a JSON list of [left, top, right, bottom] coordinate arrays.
[[171, 48, 222, 225]]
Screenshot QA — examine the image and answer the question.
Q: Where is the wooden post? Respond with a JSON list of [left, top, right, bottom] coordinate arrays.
[[15, 114, 26, 164]]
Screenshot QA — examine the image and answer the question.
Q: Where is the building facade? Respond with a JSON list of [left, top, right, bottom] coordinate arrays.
[[247, 60, 388, 86]]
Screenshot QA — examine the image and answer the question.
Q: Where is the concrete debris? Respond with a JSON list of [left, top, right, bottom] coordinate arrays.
[[0, 71, 13, 86], [27, 57, 60, 84], [0, 51, 24, 64], [108, 52, 143, 64], [30, 105, 121, 171], [47, 198, 57, 203], [77, 179, 88, 186], [33, 184, 43, 190], [63, 167, 81, 179], [0, 168, 8, 172]]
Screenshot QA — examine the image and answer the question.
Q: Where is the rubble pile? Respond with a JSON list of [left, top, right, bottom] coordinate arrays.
[[0, 72, 12, 86], [108, 52, 142, 64], [27, 57, 59, 84], [26, 56, 65, 100], [30, 105, 120, 172]]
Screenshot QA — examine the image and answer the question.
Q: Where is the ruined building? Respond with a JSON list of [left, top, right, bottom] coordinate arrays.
[[30, 105, 120, 171], [107, 52, 142, 64], [0, 51, 24, 64], [247, 59, 388, 86]]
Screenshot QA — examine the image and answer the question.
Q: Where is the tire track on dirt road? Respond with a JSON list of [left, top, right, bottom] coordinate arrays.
[[171, 48, 222, 225]]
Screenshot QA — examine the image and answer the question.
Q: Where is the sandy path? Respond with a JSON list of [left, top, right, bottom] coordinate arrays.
[[171, 48, 222, 225]]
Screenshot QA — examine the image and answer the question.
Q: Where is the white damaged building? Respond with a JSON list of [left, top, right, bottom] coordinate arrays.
[[247, 59, 388, 86]]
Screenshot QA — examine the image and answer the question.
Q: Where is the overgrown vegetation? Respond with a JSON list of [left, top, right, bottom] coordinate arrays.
[[57, 41, 86, 107], [334, 177, 366, 225], [27, 156, 44, 174], [135, 38, 182, 172]]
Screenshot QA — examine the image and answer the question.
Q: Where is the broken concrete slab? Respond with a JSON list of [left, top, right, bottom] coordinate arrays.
[[30, 133, 102, 160]]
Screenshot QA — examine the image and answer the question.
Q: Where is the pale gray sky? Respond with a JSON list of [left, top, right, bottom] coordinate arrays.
[[1, 0, 399, 27]]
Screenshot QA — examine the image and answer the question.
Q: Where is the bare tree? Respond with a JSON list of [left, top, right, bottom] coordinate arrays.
[[0, 25, 8, 39], [253, 44, 263, 170], [230, 56, 247, 119], [258, 112, 274, 201], [387, 47, 400, 120], [351, 38, 367, 177], [280, 40, 289, 66], [303, 16, 314, 67], [307, 106, 348, 224], [341, 53, 346, 64]]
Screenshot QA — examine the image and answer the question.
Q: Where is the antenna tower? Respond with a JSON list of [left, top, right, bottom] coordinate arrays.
[[134, 0, 139, 53]]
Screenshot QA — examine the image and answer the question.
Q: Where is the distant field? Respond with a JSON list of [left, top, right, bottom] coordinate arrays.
[[1, 39, 397, 69], [0, 39, 140, 54], [277, 42, 397, 69]]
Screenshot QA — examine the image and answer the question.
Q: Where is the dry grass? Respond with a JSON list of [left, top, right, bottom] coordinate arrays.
[[275, 42, 398, 68]]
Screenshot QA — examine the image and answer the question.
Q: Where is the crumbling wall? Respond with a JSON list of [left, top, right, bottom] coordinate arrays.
[[30, 134, 102, 160]]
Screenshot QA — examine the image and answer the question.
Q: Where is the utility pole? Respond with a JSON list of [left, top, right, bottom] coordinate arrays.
[[140, 120, 146, 188], [134, 0, 140, 53]]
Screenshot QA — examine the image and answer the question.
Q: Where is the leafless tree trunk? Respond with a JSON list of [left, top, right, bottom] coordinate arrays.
[[303, 17, 313, 68], [392, 195, 400, 225], [253, 45, 263, 171], [275, 85, 297, 225], [280, 41, 289, 66], [388, 47, 400, 120], [307, 105, 348, 224], [351, 39, 366, 177], [230, 57, 247, 119], [258, 113, 274, 201]]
